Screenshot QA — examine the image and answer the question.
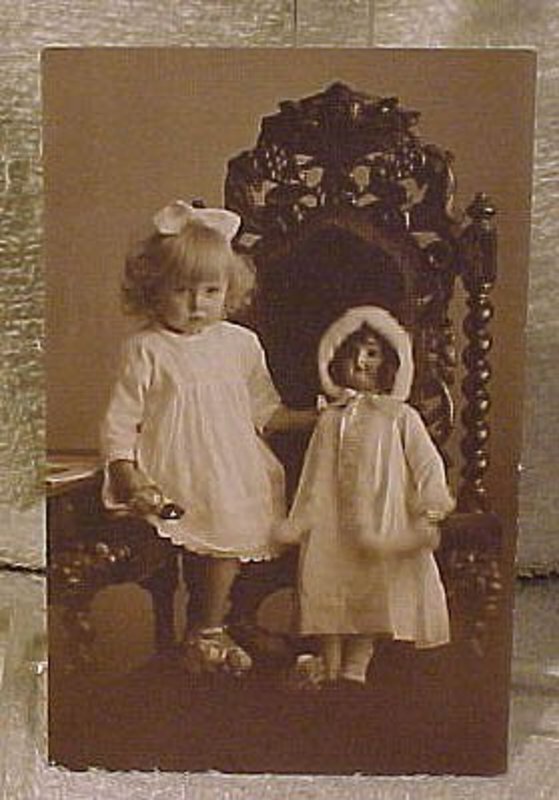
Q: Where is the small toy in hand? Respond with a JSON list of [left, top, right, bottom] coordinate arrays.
[[158, 501, 185, 520], [129, 483, 185, 520]]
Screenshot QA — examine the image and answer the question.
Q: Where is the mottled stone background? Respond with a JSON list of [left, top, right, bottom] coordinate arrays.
[[0, 0, 558, 797]]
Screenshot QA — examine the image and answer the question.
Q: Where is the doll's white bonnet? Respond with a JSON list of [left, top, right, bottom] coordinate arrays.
[[318, 306, 414, 401]]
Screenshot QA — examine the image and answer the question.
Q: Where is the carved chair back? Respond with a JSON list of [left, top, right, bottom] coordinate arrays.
[[225, 82, 497, 512]]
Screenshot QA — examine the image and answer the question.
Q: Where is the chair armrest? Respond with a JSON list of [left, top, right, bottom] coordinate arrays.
[[49, 478, 177, 600], [437, 511, 505, 656]]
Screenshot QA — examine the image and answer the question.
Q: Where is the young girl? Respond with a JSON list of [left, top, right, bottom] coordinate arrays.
[[101, 200, 314, 676], [276, 306, 455, 688]]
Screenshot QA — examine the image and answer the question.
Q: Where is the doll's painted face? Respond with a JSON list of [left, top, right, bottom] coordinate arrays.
[[338, 331, 384, 392], [329, 323, 399, 394]]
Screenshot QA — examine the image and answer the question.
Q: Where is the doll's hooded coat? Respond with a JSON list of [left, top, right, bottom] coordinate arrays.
[[286, 307, 455, 646]]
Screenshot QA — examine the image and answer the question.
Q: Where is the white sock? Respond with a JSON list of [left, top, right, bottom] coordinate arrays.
[[341, 636, 374, 683], [321, 635, 342, 680]]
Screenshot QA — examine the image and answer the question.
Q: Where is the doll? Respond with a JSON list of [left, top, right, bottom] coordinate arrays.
[[277, 306, 455, 687]]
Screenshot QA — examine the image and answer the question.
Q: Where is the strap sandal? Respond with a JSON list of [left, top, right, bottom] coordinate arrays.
[[183, 627, 252, 677], [183, 627, 228, 675], [220, 628, 253, 676]]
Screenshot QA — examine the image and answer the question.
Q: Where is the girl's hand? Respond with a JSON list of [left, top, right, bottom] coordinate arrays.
[[129, 484, 165, 516], [129, 484, 185, 520], [108, 460, 164, 515]]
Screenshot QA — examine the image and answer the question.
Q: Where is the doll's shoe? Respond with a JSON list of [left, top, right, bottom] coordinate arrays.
[[183, 627, 252, 677], [288, 653, 327, 692]]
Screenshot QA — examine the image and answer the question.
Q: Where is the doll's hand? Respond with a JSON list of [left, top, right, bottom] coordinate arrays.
[[416, 516, 441, 550], [273, 519, 304, 546]]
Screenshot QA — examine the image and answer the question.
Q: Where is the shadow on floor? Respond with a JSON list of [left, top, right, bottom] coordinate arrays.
[[49, 633, 509, 776]]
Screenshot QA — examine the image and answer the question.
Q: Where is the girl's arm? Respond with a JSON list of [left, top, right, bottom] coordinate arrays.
[[263, 405, 318, 435], [107, 459, 151, 501], [108, 459, 165, 515], [101, 338, 162, 512], [244, 331, 318, 434], [100, 339, 151, 461]]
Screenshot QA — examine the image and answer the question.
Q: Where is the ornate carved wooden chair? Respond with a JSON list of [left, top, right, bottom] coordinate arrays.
[[224, 82, 504, 662]]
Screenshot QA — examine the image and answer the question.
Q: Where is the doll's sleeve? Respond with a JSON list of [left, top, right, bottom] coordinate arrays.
[[99, 337, 153, 462], [276, 422, 323, 543], [401, 404, 455, 519], [244, 331, 282, 431]]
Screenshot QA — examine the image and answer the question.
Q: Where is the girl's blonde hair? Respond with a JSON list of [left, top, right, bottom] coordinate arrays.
[[122, 220, 255, 319]]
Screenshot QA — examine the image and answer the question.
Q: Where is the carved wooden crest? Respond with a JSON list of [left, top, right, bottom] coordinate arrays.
[[225, 81, 497, 513]]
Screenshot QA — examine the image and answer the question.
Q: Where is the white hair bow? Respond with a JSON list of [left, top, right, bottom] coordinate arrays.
[[153, 200, 241, 242]]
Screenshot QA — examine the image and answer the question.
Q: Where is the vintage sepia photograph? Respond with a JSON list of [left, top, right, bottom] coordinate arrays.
[[43, 47, 535, 776]]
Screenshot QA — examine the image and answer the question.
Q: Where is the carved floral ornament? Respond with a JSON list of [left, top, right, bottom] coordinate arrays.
[[226, 81, 459, 258], [225, 86, 465, 453]]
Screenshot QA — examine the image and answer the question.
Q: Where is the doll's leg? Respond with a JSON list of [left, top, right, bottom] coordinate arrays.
[[320, 634, 343, 681], [340, 635, 374, 684]]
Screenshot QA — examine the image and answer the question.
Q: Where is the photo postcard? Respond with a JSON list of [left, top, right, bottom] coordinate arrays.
[[43, 46, 536, 776]]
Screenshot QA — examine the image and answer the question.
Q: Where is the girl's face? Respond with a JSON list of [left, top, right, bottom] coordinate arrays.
[[340, 332, 384, 392], [156, 277, 228, 335]]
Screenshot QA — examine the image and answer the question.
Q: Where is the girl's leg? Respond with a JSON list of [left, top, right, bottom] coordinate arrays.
[[200, 556, 240, 628], [320, 634, 343, 681], [183, 556, 252, 676], [340, 636, 375, 684]]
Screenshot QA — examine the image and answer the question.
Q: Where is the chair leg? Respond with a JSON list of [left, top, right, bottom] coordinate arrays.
[[226, 550, 300, 666], [140, 551, 179, 653], [227, 549, 298, 626], [180, 550, 208, 637]]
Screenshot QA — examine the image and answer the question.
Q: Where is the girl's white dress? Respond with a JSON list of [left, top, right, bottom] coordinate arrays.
[[101, 321, 285, 561], [287, 394, 455, 647]]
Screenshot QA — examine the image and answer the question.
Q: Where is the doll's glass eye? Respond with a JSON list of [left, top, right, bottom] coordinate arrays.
[[358, 336, 382, 359]]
